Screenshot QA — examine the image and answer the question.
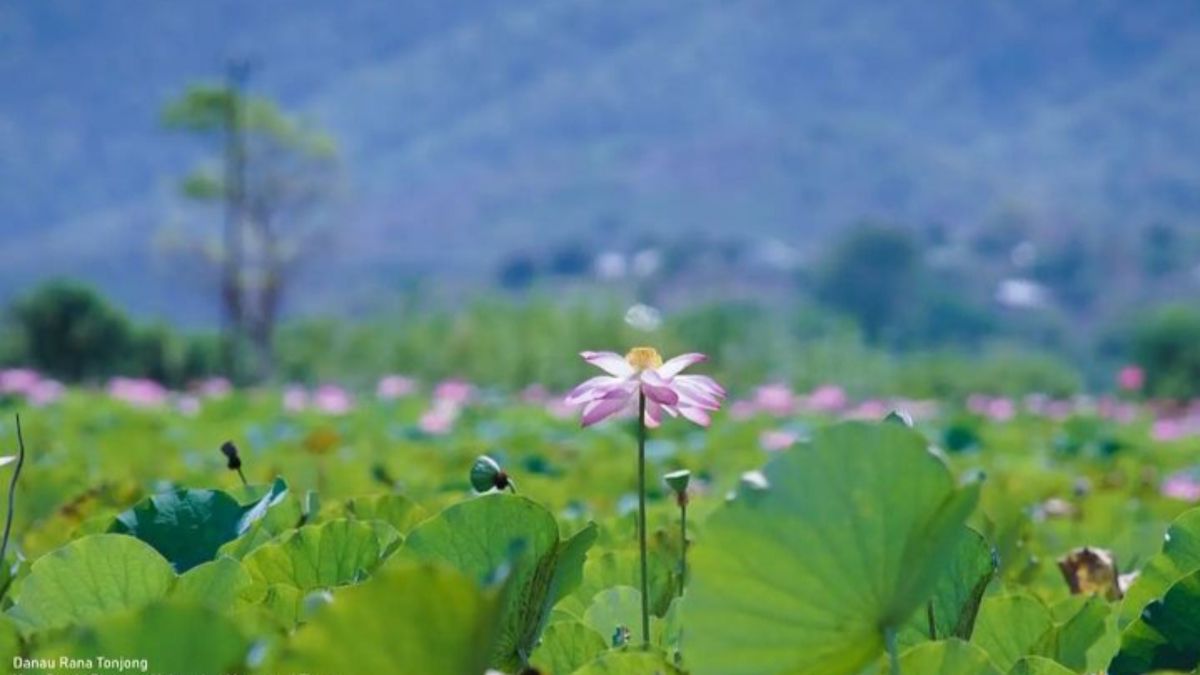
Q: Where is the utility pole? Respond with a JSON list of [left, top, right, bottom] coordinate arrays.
[[221, 58, 250, 380]]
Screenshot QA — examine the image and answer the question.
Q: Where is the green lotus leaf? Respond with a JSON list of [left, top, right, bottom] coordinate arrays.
[[971, 593, 1055, 672], [400, 493, 597, 671], [900, 527, 997, 647], [276, 562, 501, 675], [1008, 655, 1076, 675], [684, 422, 980, 675], [1120, 507, 1200, 628], [36, 600, 249, 675], [0, 617, 19, 666], [571, 648, 681, 674], [530, 621, 607, 674], [340, 493, 429, 534], [1034, 594, 1115, 672], [109, 477, 290, 572], [897, 638, 1001, 675], [583, 586, 642, 642], [171, 556, 259, 611], [242, 518, 400, 592], [1110, 567, 1200, 675], [7, 534, 174, 632], [560, 549, 677, 619]]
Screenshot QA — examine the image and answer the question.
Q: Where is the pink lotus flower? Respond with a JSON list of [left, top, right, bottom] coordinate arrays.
[[313, 384, 354, 415], [282, 385, 309, 412], [376, 375, 417, 400], [1118, 365, 1145, 392], [1162, 470, 1200, 502], [566, 348, 725, 428]]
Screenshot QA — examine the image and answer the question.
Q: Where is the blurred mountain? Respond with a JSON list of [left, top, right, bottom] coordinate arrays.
[[0, 0, 1198, 321]]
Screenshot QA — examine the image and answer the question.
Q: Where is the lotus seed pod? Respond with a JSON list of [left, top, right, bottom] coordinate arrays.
[[664, 469, 691, 494], [884, 410, 913, 427], [470, 455, 503, 492]]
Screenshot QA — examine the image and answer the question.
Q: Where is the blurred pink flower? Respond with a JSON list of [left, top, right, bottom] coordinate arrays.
[[433, 379, 474, 406], [753, 384, 795, 416], [27, 379, 63, 407], [282, 385, 309, 412], [1162, 471, 1200, 502], [313, 385, 354, 415], [106, 377, 168, 408], [376, 375, 417, 400], [176, 395, 201, 416], [196, 377, 232, 398], [986, 398, 1016, 422], [1152, 418, 1186, 442], [419, 401, 458, 434], [759, 429, 797, 451], [566, 348, 725, 428], [520, 384, 549, 404], [1118, 365, 1145, 392], [0, 368, 40, 396], [805, 385, 847, 413]]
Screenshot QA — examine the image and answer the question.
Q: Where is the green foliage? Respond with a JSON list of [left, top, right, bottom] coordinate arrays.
[[684, 422, 980, 675], [399, 494, 597, 671], [109, 478, 290, 572], [817, 223, 922, 342], [241, 518, 400, 592], [8, 535, 175, 632], [6, 280, 134, 381], [276, 562, 502, 675], [1132, 304, 1200, 399]]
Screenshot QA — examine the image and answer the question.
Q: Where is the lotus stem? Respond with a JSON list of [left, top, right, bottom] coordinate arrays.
[[637, 390, 650, 646], [0, 414, 27, 571], [678, 495, 688, 595]]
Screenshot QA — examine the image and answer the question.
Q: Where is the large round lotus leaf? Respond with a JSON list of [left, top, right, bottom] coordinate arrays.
[[242, 518, 399, 592], [530, 621, 607, 674], [8, 534, 174, 632], [340, 493, 429, 534], [1120, 507, 1200, 627], [1110, 568, 1200, 675], [1010, 656, 1076, 674], [109, 477, 289, 572], [39, 601, 249, 674], [684, 422, 980, 675], [896, 639, 1000, 675], [401, 493, 597, 672], [970, 593, 1054, 672], [277, 563, 501, 675], [171, 556, 259, 611], [899, 527, 996, 647]]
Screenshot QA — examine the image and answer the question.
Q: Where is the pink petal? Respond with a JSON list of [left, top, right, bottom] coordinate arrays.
[[677, 374, 726, 397], [658, 353, 707, 378], [679, 405, 712, 427], [581, 392, 632, 427], [565, 376, 623, 405], [645, 399, 664, 428], [581, 351, 635, 377], [640, 370, 680, 406]]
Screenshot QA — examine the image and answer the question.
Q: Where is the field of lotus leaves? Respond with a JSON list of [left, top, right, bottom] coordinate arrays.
[[0, 367, 1199, 674]]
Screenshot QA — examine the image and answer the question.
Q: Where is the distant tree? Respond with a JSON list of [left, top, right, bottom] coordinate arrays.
[[1131, 304, 1200, 399], [817, 223, 921, 342], [1140, 222, 1183, 279], [163, 66, 338, 381], [8, 280, 134, 380]]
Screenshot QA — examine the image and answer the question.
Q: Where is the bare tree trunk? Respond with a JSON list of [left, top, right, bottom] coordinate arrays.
[[221, 59, 250, 381]]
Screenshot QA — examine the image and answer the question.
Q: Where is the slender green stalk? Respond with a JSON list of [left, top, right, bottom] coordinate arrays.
[[678, 498, 688, 594], [0, 415, 27, 571], [886, 625, 901, 675], [637, 390, 650, 646]]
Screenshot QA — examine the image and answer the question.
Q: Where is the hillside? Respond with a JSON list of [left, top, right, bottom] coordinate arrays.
[[0, 0, 1198, 321]]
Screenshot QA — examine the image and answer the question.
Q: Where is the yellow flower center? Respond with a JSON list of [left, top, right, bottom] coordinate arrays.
[[625, 347, 663, 371]]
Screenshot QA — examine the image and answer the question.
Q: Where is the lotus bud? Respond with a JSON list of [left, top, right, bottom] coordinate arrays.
[[470, 455, 514, 493], [220, 440, 248, 486], [664, 469, 691, 506]]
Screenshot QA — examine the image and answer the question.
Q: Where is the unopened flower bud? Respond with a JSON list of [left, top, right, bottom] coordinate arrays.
[[471, 455, 513, 493], [220, 441, 242, 470]]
